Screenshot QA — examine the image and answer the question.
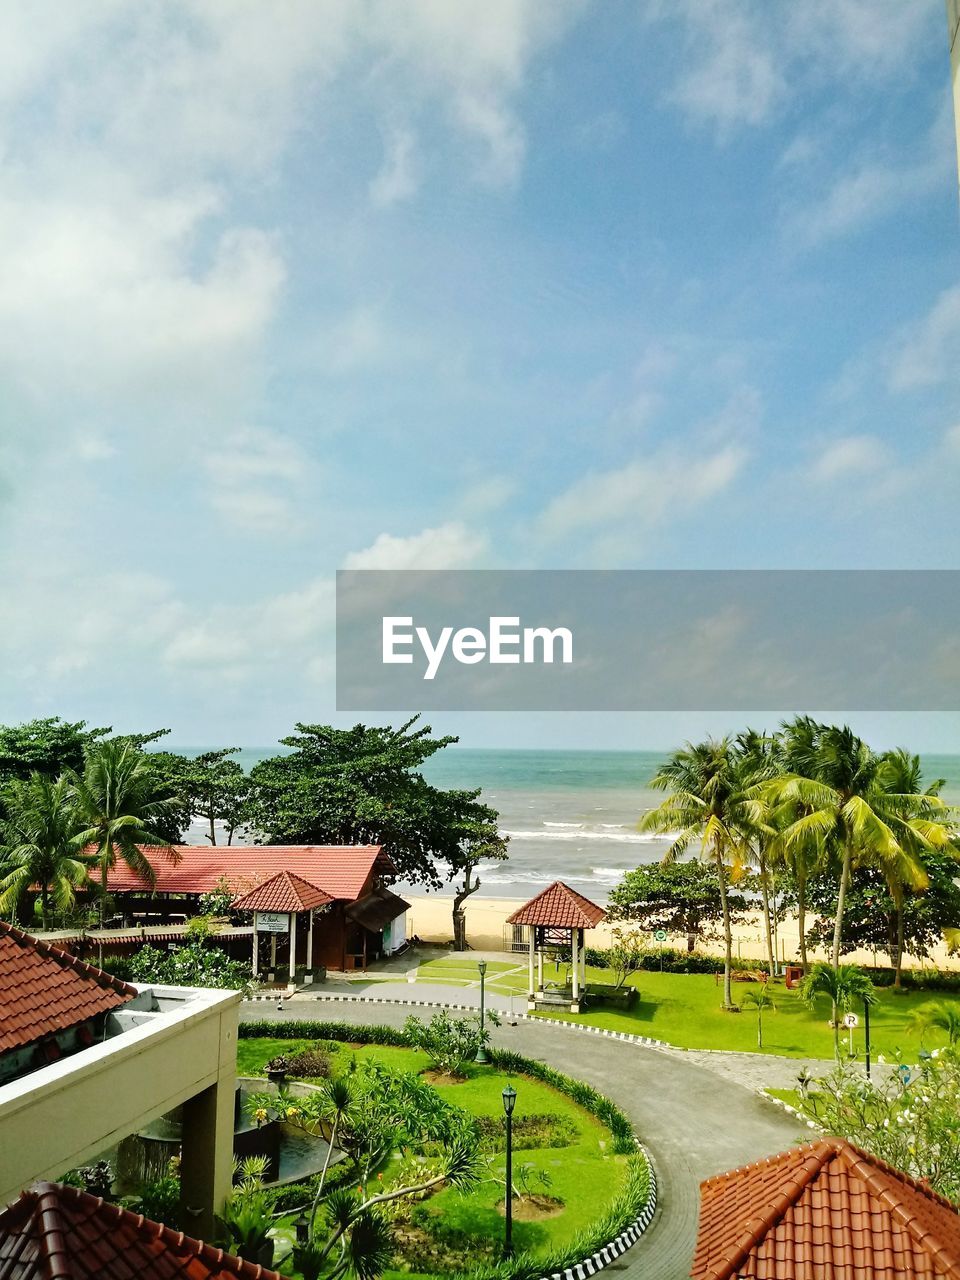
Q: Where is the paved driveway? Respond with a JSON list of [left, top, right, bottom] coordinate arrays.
[[242, 999, 803, 1279]]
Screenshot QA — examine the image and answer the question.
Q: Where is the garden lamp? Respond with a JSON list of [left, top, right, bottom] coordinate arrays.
[[475, 960, 489, 1064], [502, 1085, 517, 1259], [294, 1212, 310, 1246]]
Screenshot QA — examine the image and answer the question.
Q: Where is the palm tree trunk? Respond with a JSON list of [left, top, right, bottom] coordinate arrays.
[[41, 882, 49, 932], [758, 850, 776, 980], [831, 843, 852, 967], [98, 842, 110, 966], [715, 848, 734, 1011], [894, 907, 905, 989], [797, 869, 809, 973]]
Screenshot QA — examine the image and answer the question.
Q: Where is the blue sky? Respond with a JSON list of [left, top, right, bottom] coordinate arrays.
[[1, 1, 959, 751]]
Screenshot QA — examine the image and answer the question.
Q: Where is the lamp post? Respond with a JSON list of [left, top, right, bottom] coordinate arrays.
[[475, 959, 489, 1064], [863, 996, 871, 1079], [294, 1212, 310, 1247], [502, 1085, 517, 1259]]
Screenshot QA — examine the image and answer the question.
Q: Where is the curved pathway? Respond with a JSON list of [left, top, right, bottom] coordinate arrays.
[[241, 999, 803, 1280]]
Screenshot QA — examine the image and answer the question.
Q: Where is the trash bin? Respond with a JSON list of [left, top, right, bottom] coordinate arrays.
[[785, 964, 804, 989]]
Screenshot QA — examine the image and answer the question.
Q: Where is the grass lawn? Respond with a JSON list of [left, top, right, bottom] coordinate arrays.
[[241, 1036, 631, 1276], [532, 969, 960, 1060]]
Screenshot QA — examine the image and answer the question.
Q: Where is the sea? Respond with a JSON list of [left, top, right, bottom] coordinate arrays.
[[173, 748, 960, 905]]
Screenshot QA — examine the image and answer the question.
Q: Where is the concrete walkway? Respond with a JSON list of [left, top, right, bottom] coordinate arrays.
[[242, 998, 804, 1280]]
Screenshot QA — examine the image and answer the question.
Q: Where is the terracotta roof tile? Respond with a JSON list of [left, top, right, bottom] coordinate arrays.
[[0, 922, 136, 1055], [104, 846, 392, 903], [691, 1138, 960, 1280], [231, 871, 333, 914], [0, 1182, 291, 1279], [506, 880, 607, 929]]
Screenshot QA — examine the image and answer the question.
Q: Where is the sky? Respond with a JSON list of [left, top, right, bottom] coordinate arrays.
[[1, 1, 960, 752]]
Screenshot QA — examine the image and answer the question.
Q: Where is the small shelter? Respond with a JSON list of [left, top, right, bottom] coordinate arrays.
[[692, 1137, 960, 1280], [232, 871, 334, 988], [506, 880, 606, 1013]]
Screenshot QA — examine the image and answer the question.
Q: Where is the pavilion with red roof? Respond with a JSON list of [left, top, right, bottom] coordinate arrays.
[[692, 1137, 960, 1280], [507, 880, 606, 1013]]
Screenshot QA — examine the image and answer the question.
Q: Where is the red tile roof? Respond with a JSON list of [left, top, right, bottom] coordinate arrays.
[[692, 1138, 960, 1280], [0, 922, 136, 1055], [506, 880, 607, 929], [231, 871, 333, 914], [0, 1181, 290, 1279], [104, 845, 391, 903]]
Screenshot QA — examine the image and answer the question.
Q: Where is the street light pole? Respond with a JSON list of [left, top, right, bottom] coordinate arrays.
[[864, 996, 871, 1080], [475, 959, 489, 1064], [502, 1085, 516, 1259]]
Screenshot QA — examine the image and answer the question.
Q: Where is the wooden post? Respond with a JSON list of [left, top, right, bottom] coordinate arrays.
[[288, 912, 296, 986]]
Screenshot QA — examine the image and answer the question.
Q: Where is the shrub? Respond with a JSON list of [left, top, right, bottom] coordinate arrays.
[[285, 1048, 333, 1078], [474, 1112, 577, 1151]]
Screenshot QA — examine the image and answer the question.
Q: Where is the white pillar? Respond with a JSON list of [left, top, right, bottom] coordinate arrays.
[[251, 916, 258, 977], [306, 910, 314, 973], [270, 933, 277, 972], [571, 929, 580, 1004], [537, 948, 543, 992], [288, 912, 297, 985], [528, 930, 535, 998]]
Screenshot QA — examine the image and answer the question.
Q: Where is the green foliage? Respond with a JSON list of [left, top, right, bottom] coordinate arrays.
[[0, 718, 110, 794], [474, 1112, 577, 1152], [239, 1019, 409, 1047], [0, 773, 91, 927], [799, 1050, 960, 1203], [126, 941, 253, 993], [246, 717, 504, 890], [145, 748, 251, 846], [801, 962, 877, 1061], [403, 1010, 500, 1077], [215, 1158, 274, 1264], [608, 860, 749, 950], [909, 1000, 960, 1046], [134, 1173, 182, 1229]]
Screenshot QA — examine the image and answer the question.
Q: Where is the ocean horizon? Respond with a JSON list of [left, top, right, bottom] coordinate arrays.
[[169, 746, 960, 904]]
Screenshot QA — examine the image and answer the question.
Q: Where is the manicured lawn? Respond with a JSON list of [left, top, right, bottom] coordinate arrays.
[[533, 970, 960, 1060], [242, 1037, 631, 1273]]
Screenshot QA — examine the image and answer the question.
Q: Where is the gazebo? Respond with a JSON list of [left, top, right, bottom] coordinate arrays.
[[506, 880, 606, 1013], [233, 871, 333, 989]]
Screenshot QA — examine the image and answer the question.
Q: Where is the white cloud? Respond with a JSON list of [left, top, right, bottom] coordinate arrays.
[[813, 435, 889, 482], [343, 522, 488, 569], [539, 444, 747, 540], [203, 429, 308, 533], [890, 285, 960, 391], [370, 126, 419, 207]]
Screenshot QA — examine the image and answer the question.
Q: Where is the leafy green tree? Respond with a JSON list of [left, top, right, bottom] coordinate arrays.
[[639, 740, 753, 1010], [0, 719, 110, 822], [739, 984, 776, 1049], [126, 939, 253, 994], [909, 1000, 960, 1047], [146, 747, 250, 846], [800, 962, 876, 1062], [0, 774, 91, 928], [71, 739, 180, 940], [608, 860, 749, 953], [770, 720, 954, 967], [248, 719, 504, 902], [402, 1010, 499, 1077]]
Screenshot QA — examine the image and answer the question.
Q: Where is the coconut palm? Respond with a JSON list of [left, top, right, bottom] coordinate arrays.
[[740, 983, 776, 1049], [640, 739, 752, 1011], [801, 962, 876, 1061], [770, 720, 953, 967], [309, 1076, 356, 1232], [909, 1000, 960, 1047], [0, 774, 91, 929], [735, 730, 781, 980], [70, 739, 180, 943]]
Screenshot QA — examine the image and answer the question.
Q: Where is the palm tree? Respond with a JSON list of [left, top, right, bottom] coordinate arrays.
[[801, 962, 876, 1061], [735, 730, 780, 980], [70, 740, 180, 946], [740, 983, 776, 1049], [309, 1076, 355, 1233], [909, 1000, 960, 1047], [0, 774, 91, 929], [640, 739, 752, 1011], [770, 720, 953, 967]]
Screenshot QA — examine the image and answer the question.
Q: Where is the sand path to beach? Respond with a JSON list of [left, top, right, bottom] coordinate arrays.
[[243, 996, 804, 1280]]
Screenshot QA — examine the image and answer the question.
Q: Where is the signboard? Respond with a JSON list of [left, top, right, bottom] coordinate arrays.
[[842, 1012, 859, 1029], [256, 911, 290, 934], [653, 930, 668, 942]]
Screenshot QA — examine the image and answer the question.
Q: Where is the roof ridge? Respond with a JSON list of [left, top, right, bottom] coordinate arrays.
[[704, 1141, 839, 1280], [0, 920, 137, 1000]]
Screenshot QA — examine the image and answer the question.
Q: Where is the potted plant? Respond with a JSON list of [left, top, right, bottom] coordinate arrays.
[[265, 1055, 291, 1085]]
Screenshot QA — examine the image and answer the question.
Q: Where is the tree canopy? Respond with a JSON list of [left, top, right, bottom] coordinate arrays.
[[608, 860, 749, 952]]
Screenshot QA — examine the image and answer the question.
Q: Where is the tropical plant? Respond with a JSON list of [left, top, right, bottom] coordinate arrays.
[[639, 739, 753, 1010], [70, 739, 181, 940], [608, 860, 749, 953], [909, 1000, 960, 1047], [734, 729, 781, 979], [403, 1010, 500, 1078], [739, 984, 776, 1049], [216, 1157, 275, 1266], [769, 720, 955, 967], [125, 940, 253, 994], [0, 774, 90, 928], [800, 962, 876, 1061]]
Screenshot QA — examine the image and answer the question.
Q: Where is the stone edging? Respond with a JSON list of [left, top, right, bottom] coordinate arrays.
[[538, 1146, 658, 1280], [758, 1088, 822, 1133], [245, 990, 671, 1050]]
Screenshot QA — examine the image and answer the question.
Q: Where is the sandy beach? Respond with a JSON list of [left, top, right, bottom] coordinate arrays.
[[407, 894, 960, 972]]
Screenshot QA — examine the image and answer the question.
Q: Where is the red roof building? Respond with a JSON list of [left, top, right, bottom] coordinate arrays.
[[0, 1181, 290, 1279], [692, 1138, 960, 1280], [231, 871, 333, 914], [506, 880, 607, 930], [0, 922, 135, 1075]]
